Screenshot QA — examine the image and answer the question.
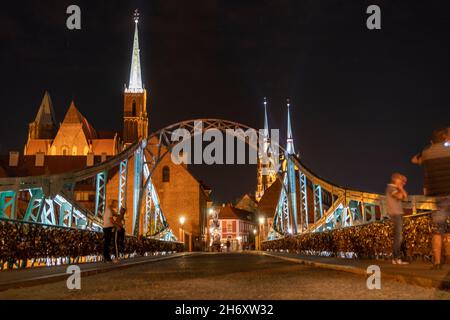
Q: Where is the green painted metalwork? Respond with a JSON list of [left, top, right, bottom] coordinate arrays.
[[24, 188, 44, 223], [313, 184, 323, 222], [0, 191, 15, 219], [118, 159, 128, 212], [133, 147, 143, 236], [95, 171, 108, 217]]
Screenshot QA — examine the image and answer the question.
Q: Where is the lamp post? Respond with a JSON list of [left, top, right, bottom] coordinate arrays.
[[258, 217, 265, 251], [179, 216, 186, 246]]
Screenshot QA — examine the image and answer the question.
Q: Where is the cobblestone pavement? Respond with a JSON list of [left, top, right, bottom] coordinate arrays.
[[1, 253, 450, 300]]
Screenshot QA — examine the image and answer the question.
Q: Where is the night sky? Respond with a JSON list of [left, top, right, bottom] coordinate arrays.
[[1, 0, 449, 204]]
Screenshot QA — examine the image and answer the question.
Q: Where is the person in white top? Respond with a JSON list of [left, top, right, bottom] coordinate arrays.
[[103, 200, 118, 262]]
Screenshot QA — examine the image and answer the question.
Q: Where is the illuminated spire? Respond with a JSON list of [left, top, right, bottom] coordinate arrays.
[[127, 9, 143, 92], [286, 99, 295, 155], [262, 97, 270, 155], [263, 97, 269, 140]]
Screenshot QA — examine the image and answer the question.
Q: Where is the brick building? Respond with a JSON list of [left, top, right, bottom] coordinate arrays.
[[0, 12, 212, 251], [215, 205, 257, 251]]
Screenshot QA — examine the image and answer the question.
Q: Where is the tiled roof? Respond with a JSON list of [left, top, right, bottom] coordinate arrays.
[[219, 205, 255, 222]]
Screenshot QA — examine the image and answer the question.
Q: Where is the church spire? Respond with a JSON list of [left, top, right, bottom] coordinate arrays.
[[263, 97, 270, 151], [127, 9, 143, 92], [286, 99, 295, 155], [263, 97, 269, 139]]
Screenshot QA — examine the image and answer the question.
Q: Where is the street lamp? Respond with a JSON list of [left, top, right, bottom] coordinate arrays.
[[179, 216, 186, 245], [258, 216, 265, 251]]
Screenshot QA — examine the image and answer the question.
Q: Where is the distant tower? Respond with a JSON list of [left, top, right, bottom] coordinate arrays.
[[123, 9, 148, 145], [256, 97, 277, 202], [286, 99, 295, 156], [28, 91, 56, 140]]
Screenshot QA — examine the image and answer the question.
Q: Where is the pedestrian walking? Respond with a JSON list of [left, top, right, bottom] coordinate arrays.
[[113, 206, 126, 264], [431, 196, 450, 270], [226, 239, 231, 252], [103, 200, 118, 262], [386, 173, 409, 265]]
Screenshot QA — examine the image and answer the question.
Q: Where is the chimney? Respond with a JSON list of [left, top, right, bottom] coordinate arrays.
[[86, 153, 94, 167], [9, 151, 19, 167], [35, 152, 45, 167]]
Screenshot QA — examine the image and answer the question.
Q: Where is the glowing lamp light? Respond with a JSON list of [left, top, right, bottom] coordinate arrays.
[[259, 217, 265, 225], [179, 216, 186, 226], [253, 229, 257, 235], [445, 141, 450, 147]]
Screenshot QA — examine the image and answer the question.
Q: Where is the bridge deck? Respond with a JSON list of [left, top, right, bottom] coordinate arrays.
[[0, 252, 449, 299], [262, 252, 450, 290]]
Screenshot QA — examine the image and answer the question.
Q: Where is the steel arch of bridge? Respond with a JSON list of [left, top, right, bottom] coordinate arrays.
[[0, 118, 437, 242], [137, 118, 293, 238]]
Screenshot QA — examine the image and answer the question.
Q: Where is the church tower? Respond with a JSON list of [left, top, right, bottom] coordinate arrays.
[[256, 97, 277, 202], [123, 10, 148, 145], [28, 91, 56, 140]]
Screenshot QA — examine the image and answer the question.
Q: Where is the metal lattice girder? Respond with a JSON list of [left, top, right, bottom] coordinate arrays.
[[144, 182, 152, 235], [273, 183, 285, 233], [349, 200, 363, 224], [24, 188, 44, 223], [54, 194, 73, 228], [118, 159, 128, 212], [95, 171, 108, 217], [299, 172, 308, 232], [0, 190, 15, 219], [40, 198, 56, 225], [364, 203, 376, 223], [286, 156, 298, 234], [313, 184, 323, 222], [133, 147, 143, 236]]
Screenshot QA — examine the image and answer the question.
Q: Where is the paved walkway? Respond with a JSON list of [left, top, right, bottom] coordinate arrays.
[[0, 252, 195, 291], [260, 251, 450, 290]]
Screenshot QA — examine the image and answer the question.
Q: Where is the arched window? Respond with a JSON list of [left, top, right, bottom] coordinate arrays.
[[50, 145, 56, 155], [162, 166, 170, 182], [132, 101, 137, 117], [61, 146, 69, 156], [83, 145, 90, 155], [72, 146, 78, 156]]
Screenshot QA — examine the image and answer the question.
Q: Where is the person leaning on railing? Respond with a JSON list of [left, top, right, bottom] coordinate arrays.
[[431, 196, 450, 270], [386, 173, 409, 265]]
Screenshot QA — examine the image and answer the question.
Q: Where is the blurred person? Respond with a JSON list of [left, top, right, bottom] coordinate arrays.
[[386, 173, 409, 265], [113, 206, 126, 263], [103, 200, 118, 262], [431, 196, 450, 270]]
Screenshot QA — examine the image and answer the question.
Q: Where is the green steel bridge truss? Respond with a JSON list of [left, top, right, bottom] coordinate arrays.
[[0, 118, 438, 243]]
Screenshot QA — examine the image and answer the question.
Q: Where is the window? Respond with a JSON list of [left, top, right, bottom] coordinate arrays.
[[72, 146, 77, 156], [227, 222, 233, 233], [61, 146, 69, 156], [50, 145, 56, 155], [132, 101, 137, 116], [162, 166, 170, 182]]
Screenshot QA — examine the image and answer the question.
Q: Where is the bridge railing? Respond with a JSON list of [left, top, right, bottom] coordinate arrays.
[[262, 212, 448, 260], [0, 218, 184, 270]]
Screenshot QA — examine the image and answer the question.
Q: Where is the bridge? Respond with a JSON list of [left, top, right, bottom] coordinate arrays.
[[0, 118, 439, 269]]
